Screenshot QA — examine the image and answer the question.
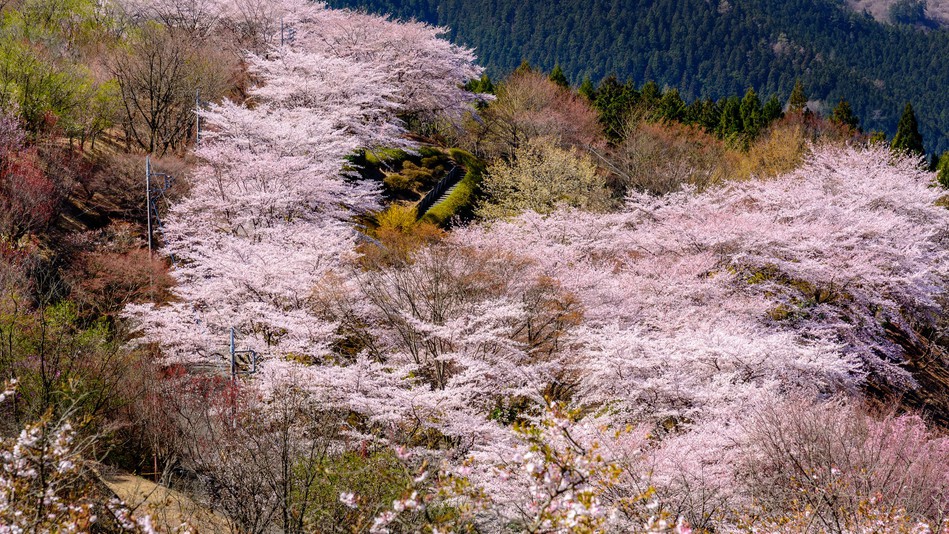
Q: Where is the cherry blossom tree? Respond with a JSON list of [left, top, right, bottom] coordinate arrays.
[[126, 0, 482, 373], [305, 245, 582, 450], [0, 381, 178, 533], [279, 4, 482, 123], [123, 2, 949, 529], [741, 398, 949, 531], [449, 143, 949, 525]]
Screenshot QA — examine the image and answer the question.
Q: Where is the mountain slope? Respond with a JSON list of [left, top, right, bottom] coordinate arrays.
[[846, 0, 949, 27], [327, 0, 949, 154]]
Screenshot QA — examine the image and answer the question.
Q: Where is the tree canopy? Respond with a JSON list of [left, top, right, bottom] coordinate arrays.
[[891, 102, 925, 158]]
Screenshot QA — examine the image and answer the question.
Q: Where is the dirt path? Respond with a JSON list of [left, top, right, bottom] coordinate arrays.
[[97, 469, 232, 533]]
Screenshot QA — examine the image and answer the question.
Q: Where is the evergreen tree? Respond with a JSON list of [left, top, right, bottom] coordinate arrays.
[[762, 95, 784, 124], [640, 80, 661, 108], [682, 99, 705, 125], [578, 76, 596, 101], [466, 74, 496, 95], [787, 79, 808, 113], [891, 102, 925, 158], [549, 64, 569, 87], [514, 59, 534, 74], [594, 75, 638, 141], [889, 0, 927, 24], [739, 87, 763, 137], [830, 98, 860, 131], [698, 98, 722, 132], [329, 0, 949, 155], [718, 96, 743, 138], [936, 151, 949, 189], [658, 88, 685, 122]]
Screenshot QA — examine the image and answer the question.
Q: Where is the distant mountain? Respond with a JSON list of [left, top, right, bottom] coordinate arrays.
[[326, 0, 949, 154]]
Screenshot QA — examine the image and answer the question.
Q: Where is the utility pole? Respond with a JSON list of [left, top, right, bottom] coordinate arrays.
[[280, 18, 295, 46], [146, 156, 153, 258], [228, 327, 259, 381], [195, 89, 201, 147], [144, 159, 176, 266], [230, 327, 236, 380]]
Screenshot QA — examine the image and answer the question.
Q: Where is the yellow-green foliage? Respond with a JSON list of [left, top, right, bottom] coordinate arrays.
[[1, 0, 104, 49], [0, 0, 119, 136], [0, 299, 138, 428], [936, 151, 949, 189], [384, 159, 446, 197], [477, 139, 613, 219], [729, 121, 809, 181], [358, 204, 445, 267], [364, 147, 409, 166], [421, 149, 486, 226], [376, 203, 418, 232], [294, 450, 414, 532]]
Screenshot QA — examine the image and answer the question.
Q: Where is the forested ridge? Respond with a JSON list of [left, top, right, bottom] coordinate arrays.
[[326, 0, 949, 154]]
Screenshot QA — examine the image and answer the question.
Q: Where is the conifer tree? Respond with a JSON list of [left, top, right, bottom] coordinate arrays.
[[514, 59, 534, 75], [718, 96, 742, 138], [698, 98, 722, 132], [549, 64, 569, 88], [869, 131, 888, 145], [739, 87, 763, 137], [936, 152, 949, 189], [891, 102, 925, 158], [831, 98, 860, 131], [762, 95, 784, 123], [578, 76, 595, 101], [466, 74, 495, 95], [639, 80, 661, 107], [658, 88, 685, 122], [787, 79, 808, 113], [593, 76, 637, 141]]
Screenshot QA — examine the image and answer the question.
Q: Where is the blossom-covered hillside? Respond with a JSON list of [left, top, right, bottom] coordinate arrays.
[[2, 0, 947, 531]]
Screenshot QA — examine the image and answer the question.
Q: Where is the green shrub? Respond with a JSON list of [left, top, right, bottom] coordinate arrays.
[[295, 449, 414, 532], [936, 152, 949, 189], [363, 147, 409, 166], [383, 160, 445, 197], [0, 0, 117, 137], [475, 140, 612, 219], [421, 149, 485, 226], [0, 297, 144, 435], [0, 39, 91, 133]]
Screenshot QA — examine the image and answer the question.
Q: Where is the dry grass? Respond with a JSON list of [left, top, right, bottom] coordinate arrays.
[[97, 468, 232, 533], [727, 121, 809, 181]]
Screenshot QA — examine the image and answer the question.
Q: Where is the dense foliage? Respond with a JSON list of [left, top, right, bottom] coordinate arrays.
[[126, 1, 949, 526], [326, 0, 949, 154]]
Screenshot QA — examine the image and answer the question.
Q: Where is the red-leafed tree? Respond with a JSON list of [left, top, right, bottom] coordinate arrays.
[[0, 115, 61, 241]]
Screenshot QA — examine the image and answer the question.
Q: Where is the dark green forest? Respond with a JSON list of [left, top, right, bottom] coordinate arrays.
[[326, 0, 949, 154]]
